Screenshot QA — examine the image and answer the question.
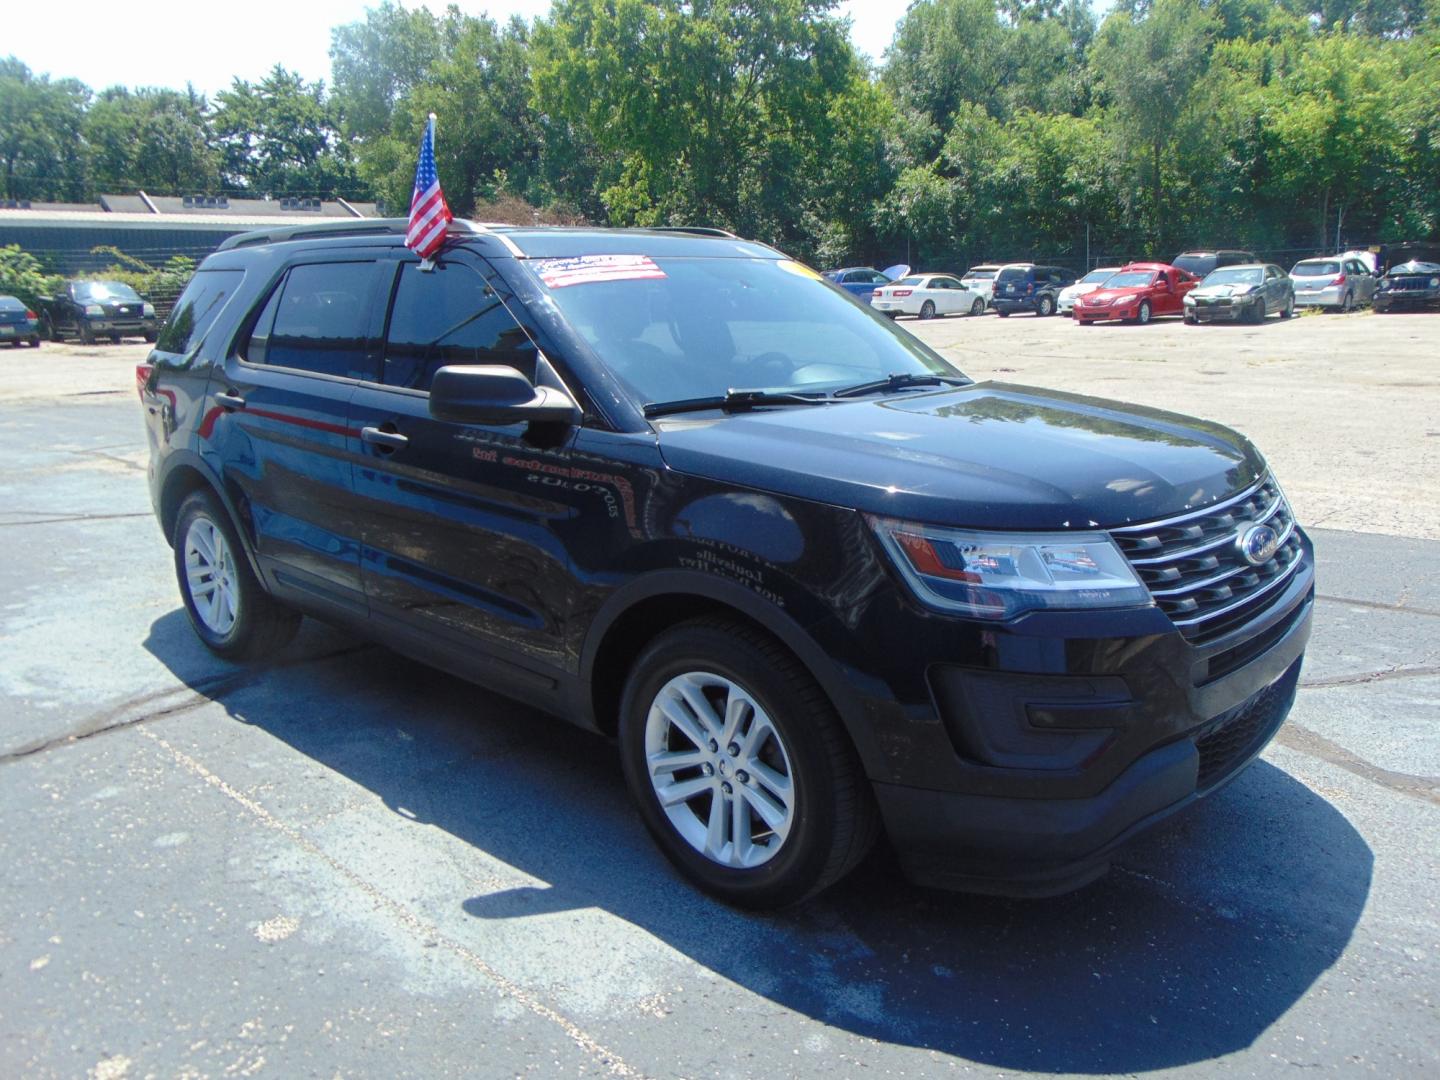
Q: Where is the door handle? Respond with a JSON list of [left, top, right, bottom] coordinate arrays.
[[361, 425, 409, 451], [214, 391, 246, 410]]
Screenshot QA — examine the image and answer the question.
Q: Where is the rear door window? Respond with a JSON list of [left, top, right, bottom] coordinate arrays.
[[244, 262, 381, 379], [382, 261, 537, 392]]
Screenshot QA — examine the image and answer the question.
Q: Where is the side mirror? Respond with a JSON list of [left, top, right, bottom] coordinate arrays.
[[429, 365, 581, 427]]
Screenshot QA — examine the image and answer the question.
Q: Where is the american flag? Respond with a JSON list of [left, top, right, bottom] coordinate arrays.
[[406, 114, 453, 260]]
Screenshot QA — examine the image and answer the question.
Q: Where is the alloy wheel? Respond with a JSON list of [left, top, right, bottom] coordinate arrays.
[[183, 517, 239, 636]]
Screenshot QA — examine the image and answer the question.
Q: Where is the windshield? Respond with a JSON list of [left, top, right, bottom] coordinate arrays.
[[1388, 261, 1440, 275], [528, 256, 959, 405], [1293, 261, 1340, 276], [1079, 269, 1117, 285], [74, 281, 142, 302], [1172, 255, 1215, 277], [962, 268, 997, 281], [1102, 271, 1155, 289], [1203, 267, 1263, 286]]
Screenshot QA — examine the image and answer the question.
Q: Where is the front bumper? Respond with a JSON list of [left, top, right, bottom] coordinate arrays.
[[1187, 297, 1257, 322], [85, 316, 157, 335], [1074, 302, 1134, 321], [1375, 290, 1440, 311], [867, 540, 1314, 896]]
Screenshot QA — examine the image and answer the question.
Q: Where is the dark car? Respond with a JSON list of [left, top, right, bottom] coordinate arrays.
[[0, 295, 41, 347], [821, 264, 909, 300], [991, 263, 1079, 316], [1373, 261, 1440, 312], [1170, 249, 1258, 279], [141, 220, 1313, 908], [1184, 264, 1295, 324], [38, 280, 158, 344]]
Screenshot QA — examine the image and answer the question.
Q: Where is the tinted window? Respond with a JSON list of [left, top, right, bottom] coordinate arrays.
[[245, 262, 377, 378], [1172, 255, 1216, 277], [963, 268, 997, 281], [383, 262, 537, 391], [1293, 261, 1341, 276], [156, 269, 243, 355], [995, 267, 1031, 284]]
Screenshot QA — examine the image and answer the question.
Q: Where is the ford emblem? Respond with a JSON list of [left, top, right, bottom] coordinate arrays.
[[1237, 524, 1280, 566]]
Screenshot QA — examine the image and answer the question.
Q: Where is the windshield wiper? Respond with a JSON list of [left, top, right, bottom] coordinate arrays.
[[643, 388, 833, 419], [831, 372, 971, 398]]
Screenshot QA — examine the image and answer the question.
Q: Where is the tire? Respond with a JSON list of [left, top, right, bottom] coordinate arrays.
[[110, 334, 122, 344], [970, 297, 984, 316], [618, 618, 877, 909], [996, 309, 1010, 318], [1280, 294, 1294, 319], [42, 314, 60, 342], [1184, 313, 1197, 325], [144, 330, 157, 343], [1036, 295, 1054, 317], [29, 337, 41, 348], [918, 300, 936, 320], [1340, 292, 1354, 314], [1251, 299, 1266, 324], [1136, 300, 1152, 325], [173, 490, 300, 660], [79, 321, 95, 345]]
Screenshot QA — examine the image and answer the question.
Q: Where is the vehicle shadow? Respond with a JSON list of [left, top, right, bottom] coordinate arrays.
[[145, 612, 1372, 1075]]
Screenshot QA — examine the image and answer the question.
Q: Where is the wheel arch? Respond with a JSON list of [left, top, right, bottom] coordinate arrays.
[[156, 453, 265, 581], [580, 572, 884, 777]]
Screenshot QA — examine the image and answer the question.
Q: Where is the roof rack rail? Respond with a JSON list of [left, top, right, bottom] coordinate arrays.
[[648, 225, 740, 239], [217, 218, 490, 252]]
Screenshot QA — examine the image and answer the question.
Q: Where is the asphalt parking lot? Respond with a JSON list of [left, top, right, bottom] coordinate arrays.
[[2, 315, 1437, 1079]]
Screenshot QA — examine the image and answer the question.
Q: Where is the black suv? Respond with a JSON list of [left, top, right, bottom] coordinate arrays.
[[141, 220, 1314, 907], [1171, 250, 1258, 280], [991, 264, 1078, 316]]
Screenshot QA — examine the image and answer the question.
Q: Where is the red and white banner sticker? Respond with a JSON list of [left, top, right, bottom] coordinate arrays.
[[535, 254, 667, 288]]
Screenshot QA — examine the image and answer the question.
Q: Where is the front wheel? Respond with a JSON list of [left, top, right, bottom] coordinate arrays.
[[78, 321, 95, 345], [918, 300, 936, 320], [1251, 299, 1267, 324], [1136, 300, 1152, 325], [970, 297, 984, 316], [618, 619, 876, 908], [174, 490, 300, 660], [1280, 294, 1295, 319]]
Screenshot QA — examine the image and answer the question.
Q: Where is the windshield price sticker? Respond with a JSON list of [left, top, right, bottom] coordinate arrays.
[[536, 254, 667, 288]]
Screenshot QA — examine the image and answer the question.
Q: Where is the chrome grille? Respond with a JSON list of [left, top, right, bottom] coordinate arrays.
[[1110, 477, 1304, 643]]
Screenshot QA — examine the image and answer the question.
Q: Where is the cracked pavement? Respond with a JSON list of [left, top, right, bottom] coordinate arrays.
[[1, 336, 1436, 1078]]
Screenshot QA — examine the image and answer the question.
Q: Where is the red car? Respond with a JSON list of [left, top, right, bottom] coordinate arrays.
[[1074, 262, 1199, 325]]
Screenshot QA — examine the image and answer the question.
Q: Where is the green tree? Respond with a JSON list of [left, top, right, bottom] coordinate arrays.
[[1090, 0, 1218, 250], [84, 87, 218, 196], [211, 66, 362, 198], [330, 1, 446, 142], [0, 58, 89, 201]]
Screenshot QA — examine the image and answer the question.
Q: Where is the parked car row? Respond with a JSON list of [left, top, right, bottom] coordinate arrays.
[[35, 280, 159, 344], [828, 245, 1436, 327]]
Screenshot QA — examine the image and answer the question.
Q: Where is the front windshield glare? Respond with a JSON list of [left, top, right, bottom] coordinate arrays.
[[76, 281, 142, 301], [531, 257, 959, 405], [1080, 270, 1116, 284], [1104, 271, 1154, 288], [1204, 268, 1263, 286]]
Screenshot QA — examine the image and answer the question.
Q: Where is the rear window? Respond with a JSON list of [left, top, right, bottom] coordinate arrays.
[[894, 276, 925, 287], [962, 268, 997, 281], [156, 269, 243, 356], [244, 261, 379, 378], [1293, 261, 1340, 276], [995, 267, 1030, 284]]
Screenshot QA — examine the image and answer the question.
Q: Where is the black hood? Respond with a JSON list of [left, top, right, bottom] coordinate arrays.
[[656, 383, 1265, 530]]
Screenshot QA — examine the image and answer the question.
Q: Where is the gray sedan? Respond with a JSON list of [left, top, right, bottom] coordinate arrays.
[[1184, 264, 1295, 324]]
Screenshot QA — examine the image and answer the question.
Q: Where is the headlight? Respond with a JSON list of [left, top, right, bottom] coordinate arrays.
[[85, 304, 105, 316], [1089, 297, 1112, 307], [867, 516, 1152, 620], [1431, 278, 1439, 287], [142, 303, 155, 317], [1184, 295, 1196, 305]]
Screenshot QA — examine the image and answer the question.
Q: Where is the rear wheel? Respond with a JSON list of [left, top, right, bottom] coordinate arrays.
[[918, 300, 936, 320], [618, 618, 876, 908], [29, 337, 42, 348], [174, 490, 300, 660], [970, 297, 984, 316], [1340, 291, 1354, 313], [1036, 295, 1054, 317]]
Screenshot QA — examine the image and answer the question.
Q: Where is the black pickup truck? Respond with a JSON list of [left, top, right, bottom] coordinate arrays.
[[37, 280, 158, 344]]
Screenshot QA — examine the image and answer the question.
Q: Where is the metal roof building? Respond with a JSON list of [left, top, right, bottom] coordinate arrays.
[[0, 193, 381, 275]]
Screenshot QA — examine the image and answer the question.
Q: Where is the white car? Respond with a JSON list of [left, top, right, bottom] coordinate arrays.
[[960, 264, 1004, 307], [871, 274, 986, 319], [1058, 267, 1123, 315]]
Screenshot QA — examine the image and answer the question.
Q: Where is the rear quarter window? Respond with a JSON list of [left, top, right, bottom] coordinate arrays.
[[156, 269, 244, 357], [995, 267, 1029, 284]]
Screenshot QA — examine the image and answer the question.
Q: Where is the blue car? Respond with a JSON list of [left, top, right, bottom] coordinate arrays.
[[822, 264, 910, 300], [0, 295, 42, 348]]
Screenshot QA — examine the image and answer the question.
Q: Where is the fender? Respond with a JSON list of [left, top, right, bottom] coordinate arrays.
[[578, 569, 889, 779], [155, 448, 265, 582]]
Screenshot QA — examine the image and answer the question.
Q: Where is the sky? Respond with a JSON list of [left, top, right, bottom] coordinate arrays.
[[9, 1, 911, 97]]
